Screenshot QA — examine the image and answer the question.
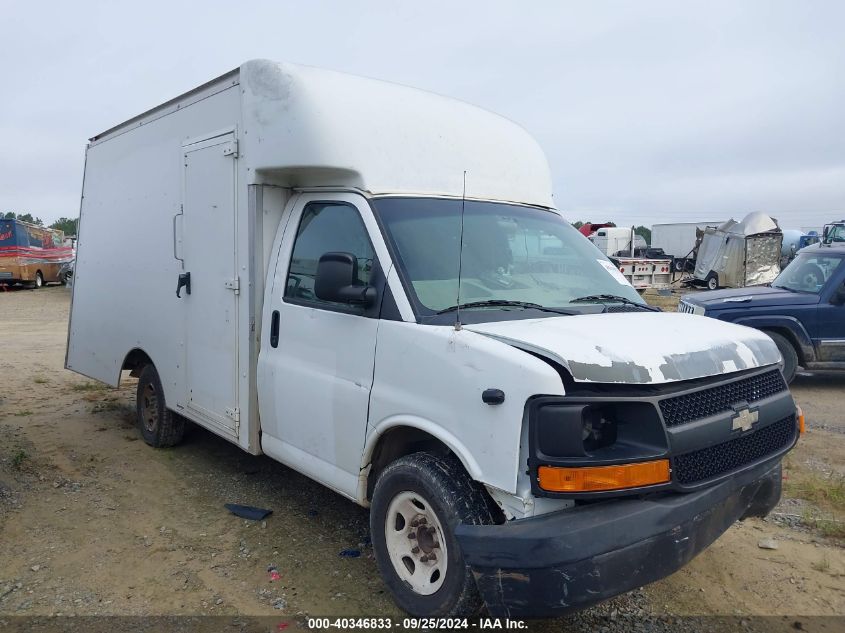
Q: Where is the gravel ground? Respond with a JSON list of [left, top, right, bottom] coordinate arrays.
[[0, 286, 842, 632]]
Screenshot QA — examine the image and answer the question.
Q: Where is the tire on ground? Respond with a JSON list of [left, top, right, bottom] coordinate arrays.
[[370, 452, 495, 617], [136, 364, 186, 447], [764, 330, 799, 384]]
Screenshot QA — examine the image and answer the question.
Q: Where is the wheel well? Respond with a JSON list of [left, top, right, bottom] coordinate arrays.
[[121, 348, 153, 379], [365, 427, 457, 501], [760, 327, 803, 364]]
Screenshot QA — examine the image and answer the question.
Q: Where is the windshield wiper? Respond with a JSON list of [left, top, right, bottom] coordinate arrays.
[[570, 294, 659, 311], [434, 300, 575, 316]]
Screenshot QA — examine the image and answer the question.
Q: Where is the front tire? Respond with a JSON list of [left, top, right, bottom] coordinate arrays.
[[765, 330, 799, 383], [371, 453, 495, 617], [136, 364, 185, 447]]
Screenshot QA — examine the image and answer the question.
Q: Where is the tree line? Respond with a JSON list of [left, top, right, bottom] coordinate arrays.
[[2, 212, 78, 236]]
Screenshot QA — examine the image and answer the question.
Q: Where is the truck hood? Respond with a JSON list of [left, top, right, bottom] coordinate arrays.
[[684, 285, 819, 309], [465, 312, 781, 384]]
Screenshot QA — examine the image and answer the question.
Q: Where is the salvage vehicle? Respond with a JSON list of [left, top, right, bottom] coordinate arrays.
[[0, 218, 74, 288], [680, 242, 845, 383], [694, 212, 783, 290], [67, 60, 800, 618]]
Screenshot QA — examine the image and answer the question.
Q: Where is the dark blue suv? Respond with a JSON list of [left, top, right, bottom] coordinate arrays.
[[679, 243, 845, 382]]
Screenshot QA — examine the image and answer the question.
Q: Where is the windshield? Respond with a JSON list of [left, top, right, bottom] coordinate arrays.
[[825, 224, 845, 244], [372, 198, 644, 319], [772, 252, 844, 294]]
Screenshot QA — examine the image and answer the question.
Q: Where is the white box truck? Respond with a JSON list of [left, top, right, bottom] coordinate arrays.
[[67, 60, 799, 618], [587, 226, 647, 256]]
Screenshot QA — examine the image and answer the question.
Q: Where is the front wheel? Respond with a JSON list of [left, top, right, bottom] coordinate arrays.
[[765, 330, 799, 383], [371, 453, 495, 617]]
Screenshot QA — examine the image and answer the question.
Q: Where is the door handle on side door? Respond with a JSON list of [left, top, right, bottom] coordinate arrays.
[[176, 272, 191, 298], [270, 310, 280, 348]]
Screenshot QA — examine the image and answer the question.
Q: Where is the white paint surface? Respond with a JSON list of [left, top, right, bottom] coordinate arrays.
[[466, 312, 782, 384]]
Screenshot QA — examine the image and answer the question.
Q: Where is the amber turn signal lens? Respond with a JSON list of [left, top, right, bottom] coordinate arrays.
[[538, 460, 671, 492], [797, 405, 805, 435]]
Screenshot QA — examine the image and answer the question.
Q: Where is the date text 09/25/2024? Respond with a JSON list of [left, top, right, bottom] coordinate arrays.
[[306, 618, 527, 630]]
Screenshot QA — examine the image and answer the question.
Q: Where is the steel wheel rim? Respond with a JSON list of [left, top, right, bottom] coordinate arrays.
[[35, 274, 42, 288], [141, 382, 159, 433], [384, 491, 448, 596]]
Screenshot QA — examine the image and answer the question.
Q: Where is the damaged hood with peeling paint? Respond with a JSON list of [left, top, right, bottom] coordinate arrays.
[[465, 313, 781, 384]]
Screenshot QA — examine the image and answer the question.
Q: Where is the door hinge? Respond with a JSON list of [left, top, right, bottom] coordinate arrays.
[[223, 140, 239, 158], [225, 407, 240, 423], [224, 277, 240, 294]]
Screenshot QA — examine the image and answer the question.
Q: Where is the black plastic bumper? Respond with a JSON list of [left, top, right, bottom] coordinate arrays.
[[455, 458, 782, 618]]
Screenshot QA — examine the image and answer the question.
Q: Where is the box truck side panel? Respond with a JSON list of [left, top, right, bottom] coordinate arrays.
[[67, 81, 246, 444]]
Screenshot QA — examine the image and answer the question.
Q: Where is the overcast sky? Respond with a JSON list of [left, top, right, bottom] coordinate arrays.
[[2, 0, 842, 231]]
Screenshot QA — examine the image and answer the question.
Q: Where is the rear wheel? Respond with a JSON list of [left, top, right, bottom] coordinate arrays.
[[764, 330, 799, 383], [371, 452, 494, 617], [706, 273, 718, 290], [136, 364, 185, 447]]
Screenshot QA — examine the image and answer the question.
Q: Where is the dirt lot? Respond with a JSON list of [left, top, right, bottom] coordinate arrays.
[[1, 287, 843, 627]]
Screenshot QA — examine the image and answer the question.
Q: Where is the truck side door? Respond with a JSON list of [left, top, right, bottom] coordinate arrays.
[[816, 258, 845, 361], [258, 193, 384, 498]]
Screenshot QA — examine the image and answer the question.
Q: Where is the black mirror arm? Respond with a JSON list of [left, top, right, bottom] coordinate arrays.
[[338, 284, 377, 307]]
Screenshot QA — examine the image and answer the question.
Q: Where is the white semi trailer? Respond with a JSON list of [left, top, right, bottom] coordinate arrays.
[[651, 221, 726, 271], [66, 60, 798, 618]]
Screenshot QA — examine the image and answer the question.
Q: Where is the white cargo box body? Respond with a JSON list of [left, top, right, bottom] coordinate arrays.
[[66, 60, 553, 454]]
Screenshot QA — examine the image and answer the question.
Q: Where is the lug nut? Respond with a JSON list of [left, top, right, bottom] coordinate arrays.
[[432, 542, 440, 549], [408, 532, 416, 540], [418, 518, 427, 525], [420, 555, 429, 563], [411, 546, 420, 554], [428, 552, 437, 561], [410, 519, 419, 527]]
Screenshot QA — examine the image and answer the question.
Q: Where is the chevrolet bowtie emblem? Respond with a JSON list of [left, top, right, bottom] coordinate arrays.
[[732, 407, 759, 432]]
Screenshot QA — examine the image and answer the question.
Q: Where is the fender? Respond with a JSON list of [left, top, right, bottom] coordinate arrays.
[[357, 415, 485, 505], [730, 315, 815, 362]]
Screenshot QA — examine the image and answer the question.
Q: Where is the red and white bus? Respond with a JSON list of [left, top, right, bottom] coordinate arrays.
[[0, 219, 74, 288]]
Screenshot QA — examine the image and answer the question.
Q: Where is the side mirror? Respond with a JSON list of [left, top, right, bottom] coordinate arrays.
[[314, 252, 377, 307], [831, 283, 845, 306]]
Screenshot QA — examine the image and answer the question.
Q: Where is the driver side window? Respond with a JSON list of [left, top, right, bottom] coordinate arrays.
[[285, 202, 375, 306]]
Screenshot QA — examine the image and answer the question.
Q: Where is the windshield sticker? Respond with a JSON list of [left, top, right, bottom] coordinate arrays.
[[597, 259, 631, 286]]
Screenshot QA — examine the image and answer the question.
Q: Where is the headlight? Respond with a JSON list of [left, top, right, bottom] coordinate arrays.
[[581, 406, 617, 451], [678, 299, 706, 315]]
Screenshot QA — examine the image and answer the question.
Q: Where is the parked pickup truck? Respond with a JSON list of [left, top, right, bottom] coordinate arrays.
[[679, 242, 845, 383], [67, 60, 800, 618]]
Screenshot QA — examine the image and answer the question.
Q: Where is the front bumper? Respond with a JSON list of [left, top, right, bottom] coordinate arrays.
[[455, 458, 782, 618]]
